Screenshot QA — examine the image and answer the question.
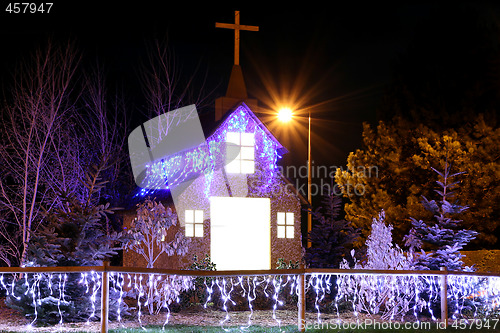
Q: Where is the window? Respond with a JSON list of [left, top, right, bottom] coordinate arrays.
[[277, 212, 294, 239], [225, 132, 255, 174], [185, 209, 204, 237]]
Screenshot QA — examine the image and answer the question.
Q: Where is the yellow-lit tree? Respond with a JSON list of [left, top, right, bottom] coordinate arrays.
[[335, 114, 499, 248]]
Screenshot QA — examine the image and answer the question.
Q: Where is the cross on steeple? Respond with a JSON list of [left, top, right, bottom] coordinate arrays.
[[216, 11, 259, 66]]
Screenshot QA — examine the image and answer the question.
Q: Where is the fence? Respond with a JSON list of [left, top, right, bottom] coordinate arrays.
[[0, 263, 499, 332]]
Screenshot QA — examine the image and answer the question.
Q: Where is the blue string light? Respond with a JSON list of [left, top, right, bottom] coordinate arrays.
[[135, 104, 280, 198]]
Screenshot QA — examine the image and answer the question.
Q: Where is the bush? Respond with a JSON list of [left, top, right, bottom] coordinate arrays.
[[172, 254, 216, 311]]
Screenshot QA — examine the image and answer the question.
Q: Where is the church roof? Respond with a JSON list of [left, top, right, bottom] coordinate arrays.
[[202, 101, 289, 156], [124, 101, 294, 210], [125, 10, 296, 209]]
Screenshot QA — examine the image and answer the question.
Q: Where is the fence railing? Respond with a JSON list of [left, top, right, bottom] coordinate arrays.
[[0, 263, 499, 332]]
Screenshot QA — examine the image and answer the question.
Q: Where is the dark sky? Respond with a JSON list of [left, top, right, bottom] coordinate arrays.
[[1, 2, 499, 168]]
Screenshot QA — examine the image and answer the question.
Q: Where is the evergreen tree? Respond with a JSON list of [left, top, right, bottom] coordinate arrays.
[[404, 162, 478, 271], [305, 190, 359, 268], [336, 4, 500, 248], [5, 164, 128, 325], [335, 115, 499, 248]]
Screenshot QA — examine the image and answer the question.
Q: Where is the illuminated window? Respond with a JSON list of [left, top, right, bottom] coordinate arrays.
[[185, 209, 204, 237], [225, 132, 255, 174], [277, 212, 294, 239]]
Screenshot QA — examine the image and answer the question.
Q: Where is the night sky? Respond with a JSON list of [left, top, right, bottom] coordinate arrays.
[[1, 2, 499, 169]]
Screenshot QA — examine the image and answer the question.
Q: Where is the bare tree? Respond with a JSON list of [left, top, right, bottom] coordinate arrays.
[[0, 42, 129, 266], [81, 65, 130, 208], [0, 41, 80, 266], [124, 198, 190, 314], [0, 37, 207, 267], [138, 38, 214, 119], [124, 199, 188, 268]]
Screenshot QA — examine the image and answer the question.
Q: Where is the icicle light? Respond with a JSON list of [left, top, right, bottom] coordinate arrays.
[[0, 271, 497, 329]]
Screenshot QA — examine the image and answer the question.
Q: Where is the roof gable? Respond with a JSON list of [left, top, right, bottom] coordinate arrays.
[[126, 102, 296, 206], [207, 102, 288, 156]]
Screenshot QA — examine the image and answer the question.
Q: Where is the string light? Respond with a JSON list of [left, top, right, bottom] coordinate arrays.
[[0, 270, 497, 329], [135, 104, 280, 197]]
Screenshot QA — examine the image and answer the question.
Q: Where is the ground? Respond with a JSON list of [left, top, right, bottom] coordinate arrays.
[[0, 298, 384, 332]]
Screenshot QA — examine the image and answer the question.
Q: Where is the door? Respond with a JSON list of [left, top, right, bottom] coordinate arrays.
[[210, 197, 271, 270]]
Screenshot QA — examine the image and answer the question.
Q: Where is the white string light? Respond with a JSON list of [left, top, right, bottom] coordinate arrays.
[[0, 270, 497, 329]]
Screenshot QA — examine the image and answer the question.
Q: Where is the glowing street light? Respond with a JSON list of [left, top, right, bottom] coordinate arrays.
[[277, 107, 293, 123], [277, 107, 313, 248]]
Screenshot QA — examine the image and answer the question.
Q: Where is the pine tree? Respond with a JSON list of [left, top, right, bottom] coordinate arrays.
[[5, 164, 128, 325], [335, 115, 499, 248], [305, 191, 359, 268], [404, 162, 478, 271]]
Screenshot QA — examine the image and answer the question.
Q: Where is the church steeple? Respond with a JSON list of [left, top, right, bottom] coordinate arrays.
[[215, 11, 259, 121], [225, 64, 248, 99]]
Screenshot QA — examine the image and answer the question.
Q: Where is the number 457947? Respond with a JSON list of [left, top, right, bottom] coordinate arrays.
[[5, 3, 53, 13]]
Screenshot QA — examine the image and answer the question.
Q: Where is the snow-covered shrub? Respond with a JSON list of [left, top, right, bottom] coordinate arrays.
[[336, 211, 424, 321]]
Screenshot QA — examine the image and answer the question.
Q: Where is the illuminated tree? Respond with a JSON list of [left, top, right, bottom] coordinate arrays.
[[5, 164, 127, 325], [405, 162, 478, 271], [26, 164, 124, 267], [0, 42, 80, 266], [123, 198, 191, 315], [363, 210, 411, 270], [335, 115, 500, 248], [124, 198, 189, 269], [0, 42, 129, 267], [334, 117, 430, 245], [338, 211, 413, 321], [339, 5, 500, 248]]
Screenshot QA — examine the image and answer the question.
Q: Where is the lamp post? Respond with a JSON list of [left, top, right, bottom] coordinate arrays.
[[307, 110, 311, 248], [277, 108, 312, 248]]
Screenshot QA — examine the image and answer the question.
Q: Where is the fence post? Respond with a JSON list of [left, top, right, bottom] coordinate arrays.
[[440, 267, 448, 327], [101, 261, 110, 333], [298, 273, 306, 332]]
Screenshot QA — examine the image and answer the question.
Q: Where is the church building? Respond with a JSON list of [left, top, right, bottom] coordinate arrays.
[[123, 11, 305, 270]]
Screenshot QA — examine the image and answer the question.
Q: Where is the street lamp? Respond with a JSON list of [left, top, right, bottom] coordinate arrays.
[[277, 107, 293, 123], [277, 107, 312, 248]]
